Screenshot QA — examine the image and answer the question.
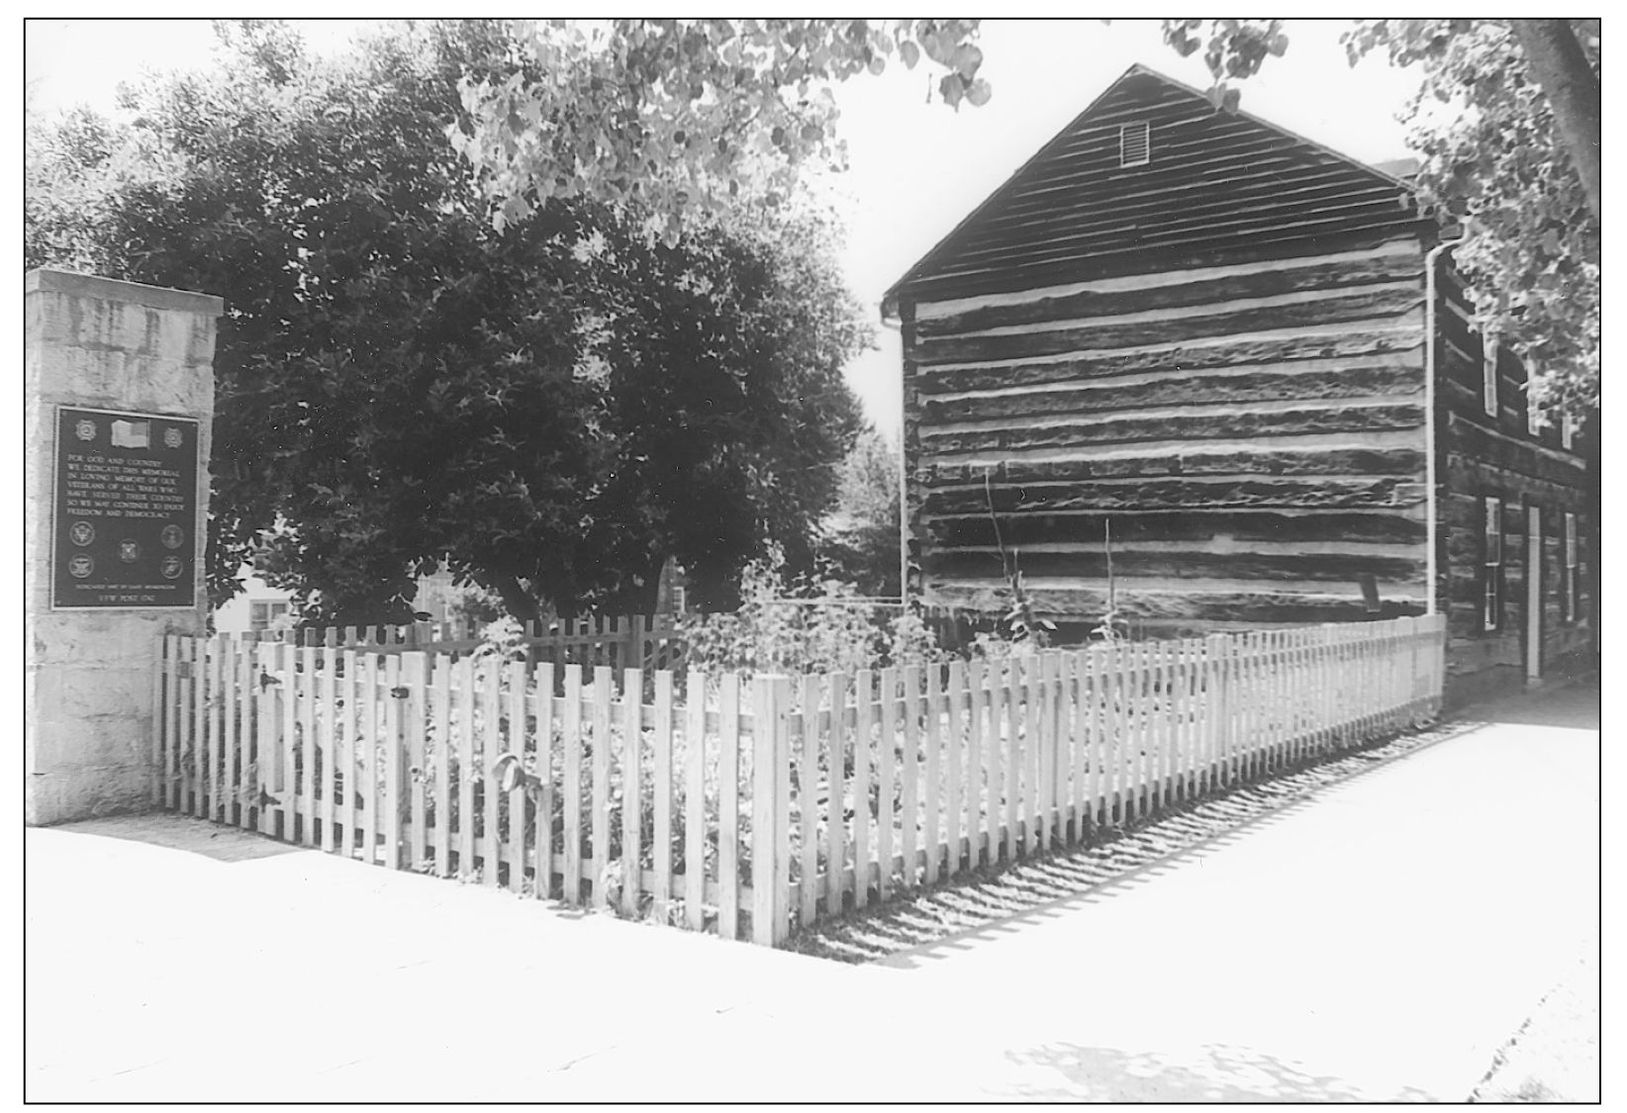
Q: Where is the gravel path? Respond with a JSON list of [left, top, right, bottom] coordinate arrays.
[[789, 714, 1487, 964]]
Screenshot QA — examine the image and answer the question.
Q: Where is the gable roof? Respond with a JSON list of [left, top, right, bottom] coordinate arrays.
[[884, 65, 1429, 314]]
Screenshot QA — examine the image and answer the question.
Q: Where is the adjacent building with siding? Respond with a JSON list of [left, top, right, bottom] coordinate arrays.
[[886, 65, 1596, 704]]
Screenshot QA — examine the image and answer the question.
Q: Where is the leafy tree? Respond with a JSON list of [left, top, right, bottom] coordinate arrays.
[[27, 20, 866, 622], [460, 17, 1598, 417], [1357, 20, 1598, 420], [1164, 18, 1600, 419], [563, 195, 869, 611], [816, 426, 901, 597], [450, 19, 987, 237]]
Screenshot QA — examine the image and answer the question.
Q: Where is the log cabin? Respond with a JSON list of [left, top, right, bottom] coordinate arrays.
[[885, 65, 1597, 705]]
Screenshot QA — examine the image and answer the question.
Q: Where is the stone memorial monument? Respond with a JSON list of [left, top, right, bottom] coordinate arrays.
[[25, 269, 222, 825]]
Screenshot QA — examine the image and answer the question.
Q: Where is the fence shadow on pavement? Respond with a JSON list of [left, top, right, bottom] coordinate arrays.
[[804, 716, 1489, 968], [876, 793, 1334, 968], [48, 813, 308, 864], [997, 1041, 1434, 1102]]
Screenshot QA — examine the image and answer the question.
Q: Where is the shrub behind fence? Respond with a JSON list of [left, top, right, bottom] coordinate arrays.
[[259, 613, 685, 674]]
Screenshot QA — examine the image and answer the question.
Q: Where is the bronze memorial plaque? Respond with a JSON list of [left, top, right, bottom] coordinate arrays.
[[52, 405, 200, 609]]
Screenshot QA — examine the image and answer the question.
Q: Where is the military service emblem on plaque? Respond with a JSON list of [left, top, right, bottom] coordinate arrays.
[[53, 406, 200, 609]]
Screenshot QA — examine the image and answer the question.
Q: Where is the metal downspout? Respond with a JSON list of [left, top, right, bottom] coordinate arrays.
[[880, 313, 908, 604], [1422, 237, 1461, 618]]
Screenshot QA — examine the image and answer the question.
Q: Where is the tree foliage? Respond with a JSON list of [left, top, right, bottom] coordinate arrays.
[[1161, 18, 1291, 113], [29, 17, 1600, 626], [459, 16, 1598, 415], [679, 550, 942, 677], [26, 20, 867, 622], [450, 19, 986, 236], [816, 426, 901, 598], [1164, 17, 1600, 419], [1347, 19, 1600, 419]]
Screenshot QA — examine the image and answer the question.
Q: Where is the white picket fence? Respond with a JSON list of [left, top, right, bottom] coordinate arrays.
[[153, 614, 1445, 946]]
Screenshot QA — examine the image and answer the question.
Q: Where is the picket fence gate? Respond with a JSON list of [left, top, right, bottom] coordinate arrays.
[[153, 614, 1445, 946]]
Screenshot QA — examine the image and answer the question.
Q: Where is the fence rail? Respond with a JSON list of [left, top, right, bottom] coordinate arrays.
[[154, 614, 1444, 946], [250, 613, 685, 674]]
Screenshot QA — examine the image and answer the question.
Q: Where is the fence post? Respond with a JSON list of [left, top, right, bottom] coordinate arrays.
[[627, 614, 644, 675], [1037, 652, 1056, 849], [1395, 616, 1412, 724], [382, 653, 404, 868], [188, 637, 204, 818], [151, 635, 167, 807], [254, 642, 275, 835], [403, 651, 429, 870], [1428, 613, 1445, 716], [281, 641, 303, 839], [1204, 634, 1230, 787], [683, 668, 709, 930], [1438, 614, 1447, 711], [751, 673, 792, 946], [1320, 623, 1339, 754]]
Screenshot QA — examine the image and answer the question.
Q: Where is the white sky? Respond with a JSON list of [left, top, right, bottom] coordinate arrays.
[[25, 18, 1424, 436]]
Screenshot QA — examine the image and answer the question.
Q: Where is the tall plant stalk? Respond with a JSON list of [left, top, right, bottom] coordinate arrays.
[[984, 468, 1052, 648], [1093, 517, 1125, 643]]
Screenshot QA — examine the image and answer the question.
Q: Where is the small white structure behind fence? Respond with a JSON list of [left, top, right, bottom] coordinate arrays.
[[154, 614, 1445, 946]]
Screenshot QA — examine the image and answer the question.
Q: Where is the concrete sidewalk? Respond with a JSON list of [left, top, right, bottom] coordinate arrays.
[[860, 680, 1601, 1101], [26, 682, 1599, 1102]]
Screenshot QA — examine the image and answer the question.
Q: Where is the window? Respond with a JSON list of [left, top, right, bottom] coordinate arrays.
[[250, 600, 290, 632], [1563, 513, 1580, 623], [1561, 413, 1578, 451], [1119, 121, 1150, 167], [1525, 382, 1543, 437], [1482, 336, 1500, 418], [1483, 497, 1503, 632]]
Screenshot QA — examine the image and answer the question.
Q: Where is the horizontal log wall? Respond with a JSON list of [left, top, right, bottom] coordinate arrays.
[[1434, 272, 1594, 686], [902, 238, 1433, 628]]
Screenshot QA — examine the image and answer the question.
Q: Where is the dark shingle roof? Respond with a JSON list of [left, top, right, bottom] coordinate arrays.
[[884, 65, 1429, 314]]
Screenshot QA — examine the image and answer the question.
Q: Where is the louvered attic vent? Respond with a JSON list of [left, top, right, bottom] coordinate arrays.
[[1120, 121, 1150, 167]]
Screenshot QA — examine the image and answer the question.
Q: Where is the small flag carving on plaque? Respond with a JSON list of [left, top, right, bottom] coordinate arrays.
[[110, 419, 151, 449]]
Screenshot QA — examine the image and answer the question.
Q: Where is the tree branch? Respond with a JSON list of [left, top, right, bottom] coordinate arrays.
[[1511, 19, 1601, 221], [487, 572, 541, 625]]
